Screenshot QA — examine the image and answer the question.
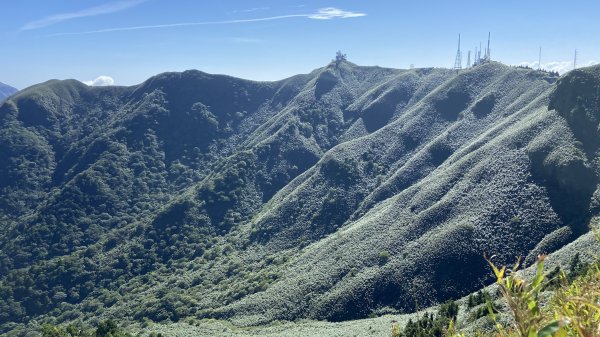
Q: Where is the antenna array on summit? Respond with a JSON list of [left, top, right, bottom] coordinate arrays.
[[456, 32, 491, 69]]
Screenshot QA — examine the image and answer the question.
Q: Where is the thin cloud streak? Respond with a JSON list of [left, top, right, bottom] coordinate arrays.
[[50, 7, 366, 36], [21, 0, 147, 31], [233, 7, 270, 13], [51, 14, 307, 36]]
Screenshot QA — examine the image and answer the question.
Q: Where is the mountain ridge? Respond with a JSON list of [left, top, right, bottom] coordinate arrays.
[[0, 81, 18, 102]]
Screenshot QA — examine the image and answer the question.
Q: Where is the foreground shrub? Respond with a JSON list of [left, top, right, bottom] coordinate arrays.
[[443, 255, 599, 337]]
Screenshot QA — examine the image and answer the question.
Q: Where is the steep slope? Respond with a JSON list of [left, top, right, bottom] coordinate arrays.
[[214, 63, 595, 324], [0, 81, 18, 101], [1, 62, 599, 335]]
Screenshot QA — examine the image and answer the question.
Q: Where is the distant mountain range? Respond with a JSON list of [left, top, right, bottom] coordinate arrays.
[[1, 61, 599, 335], [0, 82, 17, 101]]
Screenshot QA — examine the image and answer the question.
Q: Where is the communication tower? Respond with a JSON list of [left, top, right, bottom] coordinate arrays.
[[453, 34, 462, 70]]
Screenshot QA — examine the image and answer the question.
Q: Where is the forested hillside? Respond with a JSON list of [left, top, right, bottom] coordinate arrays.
[[1, 61, 600, 336]]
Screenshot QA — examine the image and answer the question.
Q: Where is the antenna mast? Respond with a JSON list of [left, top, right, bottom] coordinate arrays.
[[538, 47, 542, 71], [454, 34, 462, 70], [574, 49, 578, 70], [466, 50, 471, 68], [485, 32, 491, 61]]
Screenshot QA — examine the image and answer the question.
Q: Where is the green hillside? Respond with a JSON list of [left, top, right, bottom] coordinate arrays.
[[1, 61, 599, 336]]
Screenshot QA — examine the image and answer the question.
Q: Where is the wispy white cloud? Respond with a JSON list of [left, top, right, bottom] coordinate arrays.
[[50, 7, 366, 36], [518, 60, 597, 74], [83, 76, 115, 86], [50, 15, 307, 36], [308, 7, 366, 20], [21, 0, 146, 31]]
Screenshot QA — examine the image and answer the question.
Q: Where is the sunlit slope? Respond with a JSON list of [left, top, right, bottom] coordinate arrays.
[[214, 63, 596, 324]]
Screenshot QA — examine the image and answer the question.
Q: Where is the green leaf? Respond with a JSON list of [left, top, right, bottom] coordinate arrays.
[[528, 327, 538, 337], [531, 258, 545, 289], [537, 320, 562, 337], [527, 299, 540, 316], [554, 327, 567, 337], [486, 299, 497, 321], [486, 257, 505, 281]]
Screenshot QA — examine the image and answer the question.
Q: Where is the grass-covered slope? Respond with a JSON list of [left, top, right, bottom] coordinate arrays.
[[1, 62, 599, 336]]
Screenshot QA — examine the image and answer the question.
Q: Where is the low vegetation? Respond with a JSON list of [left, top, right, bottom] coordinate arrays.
[[38, 240, 600, 337], [392, 300, 459, 337], [41, 319, 136, 337]]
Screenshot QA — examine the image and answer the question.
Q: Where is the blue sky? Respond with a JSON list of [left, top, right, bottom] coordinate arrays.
[[1, 0, 598, 89]]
